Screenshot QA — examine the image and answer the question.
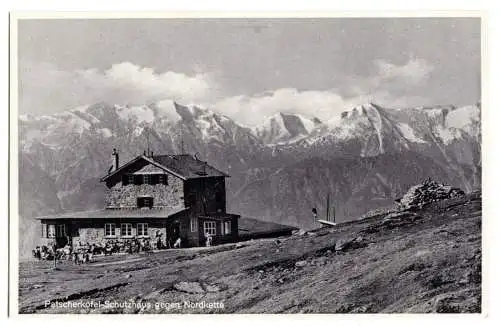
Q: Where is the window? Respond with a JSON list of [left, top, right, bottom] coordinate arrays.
[[41, 224, 46, 237], [47, 225, 56, 238], [122, 174, 134, 185], [190, 218, 198, 232], [216, 191, 224, 203], [105, 223, 116, 237], [137, 223, 148, 237], [123, 173, 168, 186], [224, 221, 231, 235], [158, 174, 168, 185], [137, 197, 153, 208], [203, 221, 217, 236], [134, 174, 143, 185], [55, 225, 66, 237], [121, 223, 133, 237]]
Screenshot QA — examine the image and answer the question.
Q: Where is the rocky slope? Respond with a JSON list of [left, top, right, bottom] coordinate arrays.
[[18, 192, 482, 313], [231, 152, 466, 229]]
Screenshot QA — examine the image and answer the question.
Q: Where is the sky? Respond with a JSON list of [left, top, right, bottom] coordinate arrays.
[[17, 17, 481, 126]]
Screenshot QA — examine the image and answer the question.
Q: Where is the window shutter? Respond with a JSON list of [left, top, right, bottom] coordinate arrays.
[[134, 175, 141, 185], [151, 174, 157, 185]]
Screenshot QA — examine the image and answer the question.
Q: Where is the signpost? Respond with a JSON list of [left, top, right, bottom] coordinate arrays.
[[318, 193, 337, 227], [52, 243, 57, 270]]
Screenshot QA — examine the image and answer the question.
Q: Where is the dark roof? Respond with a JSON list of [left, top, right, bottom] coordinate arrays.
[[36, 207, 188, 220], [101, 154, 229, 182], [238, 217, 298, 238], [198, 213, 240, 221], [151, 154, 229, 179]]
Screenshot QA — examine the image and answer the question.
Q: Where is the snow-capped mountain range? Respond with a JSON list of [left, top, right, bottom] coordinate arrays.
[[20, 100, 480, 154], [18, 100, 481, 245]]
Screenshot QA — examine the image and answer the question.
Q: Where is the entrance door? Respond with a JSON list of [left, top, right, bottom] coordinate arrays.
[[54, 224, 68, 248], [168, 222, 181, 247], [55, 236, 68, 248]]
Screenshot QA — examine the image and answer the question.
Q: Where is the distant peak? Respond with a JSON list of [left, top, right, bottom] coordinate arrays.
[[341, 102, 384, 120], [352, 102, 382, 110], [271, 112, 321, 123]]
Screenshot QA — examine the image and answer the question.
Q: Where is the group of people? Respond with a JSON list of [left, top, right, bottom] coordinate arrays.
[[31, 235, 174, 263], [32, 245, 56, 260], [32, 244, 92, 264], [31, 230, 211, 263]]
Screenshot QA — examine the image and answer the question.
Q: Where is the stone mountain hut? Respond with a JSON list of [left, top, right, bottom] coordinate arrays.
[[36, 150, 240, 249]]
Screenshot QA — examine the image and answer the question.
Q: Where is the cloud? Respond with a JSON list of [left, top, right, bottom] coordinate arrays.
[[19, 58, 434, 125], [368, 58, 434, 96], [215, 88, 346, 126], [213, 58, 434, 125], [19, 61, 216, 114], [374, 58, 434, 83]]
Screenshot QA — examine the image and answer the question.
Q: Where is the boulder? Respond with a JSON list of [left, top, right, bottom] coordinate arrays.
[[334, 239, 346, 251], [397, 179, 465, 210], [295, 260, 307, 268], [204, 284, 221, 292], [334, 237, 367, 252], [173, 281, 205, 294]]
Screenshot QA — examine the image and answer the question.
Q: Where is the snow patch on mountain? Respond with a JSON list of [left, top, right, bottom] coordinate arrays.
[[99, 128, 113, 138], [156, 100, 183, 123], [432, 104, 480, 144], [133, 126, 144, 137], [48, 112, 92, 134], [446, 104, 480, 135], [116, 105, 155, 124], [397, 123, 426, 143], [253, 112, 322, 145], [297, 115, 319, 133]]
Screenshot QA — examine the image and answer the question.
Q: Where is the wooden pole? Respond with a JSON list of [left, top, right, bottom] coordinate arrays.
[[181, 132, 185, 154], [326, 193, 330, 221], [146, 127, 151, 156], [52, 243, 57, 270]]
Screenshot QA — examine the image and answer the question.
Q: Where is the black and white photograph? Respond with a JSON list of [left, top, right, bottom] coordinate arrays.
[[11, 13, 483, 315]]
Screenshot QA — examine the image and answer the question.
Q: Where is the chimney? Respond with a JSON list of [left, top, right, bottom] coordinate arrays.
[[112, 148, 119, 171]]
